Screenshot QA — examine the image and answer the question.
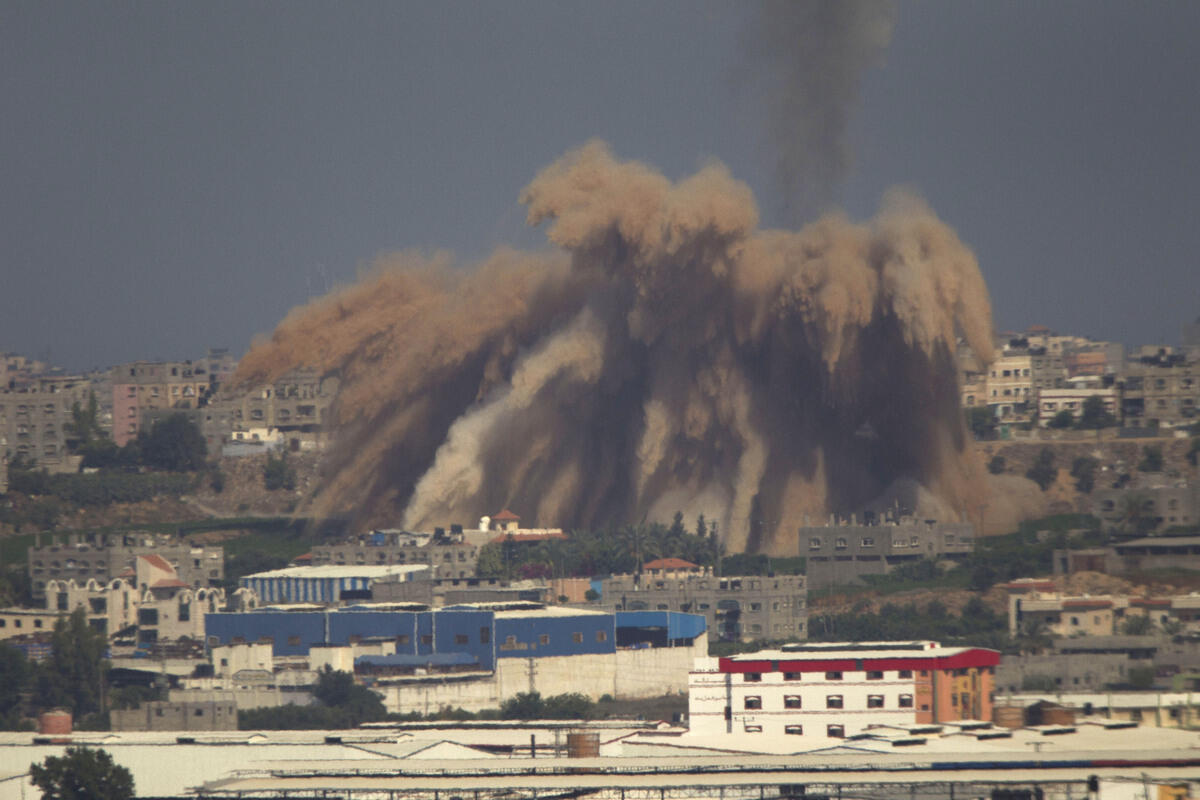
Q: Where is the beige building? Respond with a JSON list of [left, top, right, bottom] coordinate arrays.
[[220, 367, 339, 452], [986, 344, 1066, 421], [1118, 357, 1199, 428], [0, 374, 92, 469], [0, 608, 60, 640], [1037, 385, 1118, 426], [111, 360, 217, 446], [1003, 581, 1200, 638]]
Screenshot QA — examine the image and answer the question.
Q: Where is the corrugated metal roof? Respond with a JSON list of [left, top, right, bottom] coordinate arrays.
[[244, 564, 430, 579]]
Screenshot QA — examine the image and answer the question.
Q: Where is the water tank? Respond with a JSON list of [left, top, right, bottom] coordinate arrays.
[[566, 731, 600, 758], [993, 705, 1024, 729], [38, 709, 73, 735]]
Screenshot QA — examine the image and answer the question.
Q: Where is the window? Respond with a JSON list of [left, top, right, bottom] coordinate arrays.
[[826, 695, 843, 709], [867, 695, 884, 708], [866, 670, 883, 680], [825, 671, 843, 680], [539, 634, 549, 646], [572, 632, 583, 643], [809, 537, 822, 549], [860, 537, 875, 547], [455, 634, 469, 645], [784, 695, 802, 709], [784, 671, 802, 681], [745, 672, 762, 683], [898, 670, 913, 679], [744, 724, 763, 733], [744, 696, 762, 710], [899, 694, 914, 708], [288, 636, 301, 646], [785, 725, 803, 735], [421, 635, 432, 645], [596, 630, 607, 642], [835, 538, 847, 550], [827, 724, 844, 738], [397, 635, 410, 645]]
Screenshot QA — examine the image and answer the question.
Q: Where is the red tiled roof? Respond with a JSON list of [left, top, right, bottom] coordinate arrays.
[[293, 552, 313, 562], [151, 578, 189, 589], [493, 509, 521, 521], [138, 554, 175, 573], [643, 558, 699, 571], [1132, 598, 1171, 607]]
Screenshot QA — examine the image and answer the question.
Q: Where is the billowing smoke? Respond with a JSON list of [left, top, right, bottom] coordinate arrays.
[[233, 142, 993, 554], [746, 0, 895, 221]]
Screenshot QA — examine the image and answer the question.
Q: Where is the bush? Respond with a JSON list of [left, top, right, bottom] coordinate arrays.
[[987, 455, 1006, 475], [1047, 410, 1074, 429], [264, 452, 296, 491], [1071, 456, 1099, 494], [1026, 448, 1057, 491], [1138, 445, 1164, 473]]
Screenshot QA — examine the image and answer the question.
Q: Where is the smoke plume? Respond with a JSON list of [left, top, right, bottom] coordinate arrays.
[[233, 142, 993, 554], [746, 0, 895, 221]]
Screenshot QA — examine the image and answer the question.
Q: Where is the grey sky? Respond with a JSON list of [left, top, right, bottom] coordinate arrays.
[[2, 1, 1197, 371]]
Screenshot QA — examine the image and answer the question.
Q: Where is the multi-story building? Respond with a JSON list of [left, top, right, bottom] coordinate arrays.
[[687, 640, 999, 741], [220, 367, 338, 452], [1037, 384, 1118, 426], [1091, 482, 1199, 533], [27, 532, 224, 600], [602, 563, 806, 643], [798, 517, 975, 590], [986, 343, 1066, 422], [1002, 580, 1200, 638], [239, 564, 430, 605], [0, 374, 92, 468], [310, 527, 481, 579], [1117, 354, 1199, 428], [111, 360, 218, 446]]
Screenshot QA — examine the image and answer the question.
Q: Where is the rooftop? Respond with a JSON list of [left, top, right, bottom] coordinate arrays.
[[243, 564, 431, 580]]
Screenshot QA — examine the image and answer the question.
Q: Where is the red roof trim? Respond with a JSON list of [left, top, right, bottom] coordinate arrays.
[[493, 509, 521, 521], [1132, 598, 1170, 607], [719, 649, 1001, 674], [138, 554, 174, 572]]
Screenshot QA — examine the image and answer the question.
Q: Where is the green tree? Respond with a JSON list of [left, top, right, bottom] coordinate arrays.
[[501, 691, 546, 720], [1077, 395, 1116, 430], [30, 747, 133, 800], [64, 392, 104, 453], [1047, 410, 1074, 429], [34, 609, 108, 717], [1138, 445, 1164, 473], [1070, 456, 1099, 494], [311, 667, 386, 723], [137, 414, 207, 472], [987, 455, 1006, 475], [966, 407, 996, 440], [0, 643, 30, 728], [1025, 448, 1057, 491], [1121, 614, 1155, 636]]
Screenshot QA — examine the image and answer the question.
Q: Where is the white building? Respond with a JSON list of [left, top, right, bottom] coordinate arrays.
[[688, 641, 999, 742]]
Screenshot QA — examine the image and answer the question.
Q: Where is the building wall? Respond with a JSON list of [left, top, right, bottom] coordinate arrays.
[[110, 698, 238, 731], [602, 572, 807, 643], [28, 533, 223, 600], [0, 376, 90, 467], [0, 609, 59, 639], [800, 520, 974, 590]]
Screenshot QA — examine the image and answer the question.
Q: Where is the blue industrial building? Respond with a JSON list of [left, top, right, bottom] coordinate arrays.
[[204, 603, 706, 665], [239, 565, 429, 604]]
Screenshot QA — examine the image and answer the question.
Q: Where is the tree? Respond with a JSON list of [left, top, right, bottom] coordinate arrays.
[[1070, 456, 1099, 494], [1121, 614, 1155, 636], [1138, 445, 1164, 473], [64, 392, 104, 453], [0, 643, 30, 728], [30, 747, 133, 800], [1047, 410, 1074, 429], [1025, 448, 1057, 491], [1077, 396, 1116, 430], [987, 455, 1006, 475], [966, 407, 996, 440], [311, 667, 386, 723], [137, 414, 207, 472], [34, 608, 107, 718]]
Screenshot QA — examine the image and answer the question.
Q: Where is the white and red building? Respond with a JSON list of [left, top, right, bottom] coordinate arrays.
[[688, 641, 999, 741]]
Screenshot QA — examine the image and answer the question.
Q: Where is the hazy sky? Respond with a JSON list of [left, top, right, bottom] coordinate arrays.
[[2, 1, 1198, 371]]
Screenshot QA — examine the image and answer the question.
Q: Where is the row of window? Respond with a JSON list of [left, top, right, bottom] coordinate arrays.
[[743, 693, 913, 710], [743, 723, 842, 737], [744, 669, 916, 682]]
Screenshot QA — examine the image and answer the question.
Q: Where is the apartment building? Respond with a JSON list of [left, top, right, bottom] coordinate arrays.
[[1117, 355, 1199, 428], [222, 367, 338, 451], [1003, 581, 1200, 638], [799, 517, 975, 589], [111, 360, 217, 446], [687, 640, 999, 740], [27, 532, 224, 600], [0, 374, 92, 468], [1037, 384, 1118, 426], [986, 343, 1066, 421], [1091, 482, 1199, 532], [310, 526, 481, 579], [602, 564, 807, 643]]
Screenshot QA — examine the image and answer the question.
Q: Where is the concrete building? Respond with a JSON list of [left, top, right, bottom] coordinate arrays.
[[221, 367, 339, 452], [110, 695, 238, 732], [1117, 354, 1200, 429], [687, 640, 999, 741], [239, 564, 430, 605], [986, 343, 1065, 421], [0, 374, 92, 469], [1037, 385, 1118, 426], [372, 576, 550, 606], [799, 517, 975, 589], [310, 526, 481, 579], [1091, 482, 1200, 532], [1056, 536, 1200, 576], [0, 608, 60, 640], [27, 532, 224, 600], [602, 567, 806, 643], [110, 360, 218, 446], [1003, 581, 1200, 638]]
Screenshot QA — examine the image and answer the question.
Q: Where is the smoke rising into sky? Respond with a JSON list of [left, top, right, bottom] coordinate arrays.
[[747, 0, 895, 222], [235, 142, 993, 552]]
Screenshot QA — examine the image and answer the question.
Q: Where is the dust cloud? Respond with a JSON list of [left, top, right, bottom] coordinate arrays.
[[233, 142, 994, 554]]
